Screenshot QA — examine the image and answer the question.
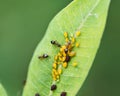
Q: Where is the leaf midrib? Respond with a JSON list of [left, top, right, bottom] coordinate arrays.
[[78, 0, 100, 30]]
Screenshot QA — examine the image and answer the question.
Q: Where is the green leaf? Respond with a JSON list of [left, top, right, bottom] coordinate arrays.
[[22, 0, 110, 96], [0, 84, 7, 96]]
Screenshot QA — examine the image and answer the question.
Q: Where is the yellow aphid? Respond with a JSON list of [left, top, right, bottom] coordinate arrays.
[[59, 57, 62, 61], [72, 62, 77, 67], [58, 69, 62, 74], [55, 71, 59, 76], [71, 37, 75, 43], [60, 46, 66, 52], [54, 55, 58, 60], [52, 69, 56, 73], [76, 31, 81, 37], [76, 42, 80, 47], [56, 75, 60, 79], [58, 52, 62, 56], [52, 74, 56, 79], [62, 45, 66, 49], [63, 62, 67, 68], [68, 44, 74, 50], [62, 56, 66, 62], [60, 48, 63, 52], [64, 32, 68, 38], [53, 77, 57, 81], [53, 63, 57, 69], [68, 51, 76, 57], [63, 52, 66, 57], [65, 38, 69, 42]]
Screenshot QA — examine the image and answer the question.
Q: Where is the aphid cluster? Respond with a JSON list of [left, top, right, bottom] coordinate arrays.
[[51, 31, 80, 81]]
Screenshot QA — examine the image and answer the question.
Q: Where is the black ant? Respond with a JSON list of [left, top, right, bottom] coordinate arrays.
[[38, 54, 49, 59], [51, 40, 61, 47]]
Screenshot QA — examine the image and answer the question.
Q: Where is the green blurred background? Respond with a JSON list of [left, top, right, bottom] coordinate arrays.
[[0, 0, 119, 96]]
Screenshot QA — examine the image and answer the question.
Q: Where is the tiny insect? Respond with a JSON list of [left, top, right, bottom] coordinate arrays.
[[51, 40, 61, 47], [64, 48, 68, 53], [51, 84, 57, 91], [38, 54, 49, 59], [35, 93, 40, 96], [60, 91, 67, 96], [65, 55, 70, 62]]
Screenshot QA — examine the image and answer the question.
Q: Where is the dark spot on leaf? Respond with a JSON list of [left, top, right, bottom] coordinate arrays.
[[61, 92, 67, 96], [35, 93, 40, 96], [51, 84, 57, 91]]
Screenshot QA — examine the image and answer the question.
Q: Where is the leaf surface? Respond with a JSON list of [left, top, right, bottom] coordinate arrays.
[[0, 84, 7, 96], [22, 0, 110, 96]]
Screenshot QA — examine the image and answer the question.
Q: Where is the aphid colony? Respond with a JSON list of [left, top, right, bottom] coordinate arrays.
[[38, 31, 81, 96], [51, 31, 80, 81]]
